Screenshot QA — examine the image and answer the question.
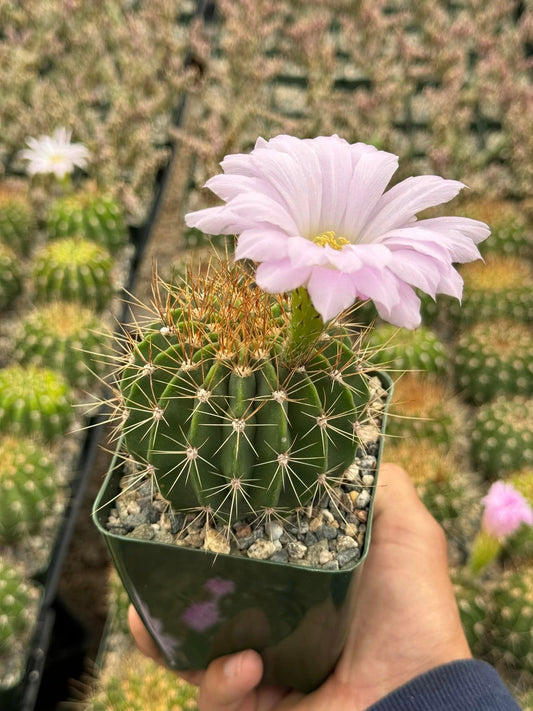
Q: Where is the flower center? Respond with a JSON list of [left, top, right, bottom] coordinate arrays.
[[312, 230, 349, 250]]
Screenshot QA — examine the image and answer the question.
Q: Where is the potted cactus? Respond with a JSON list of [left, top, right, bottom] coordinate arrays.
[[93, 135, 489, 691]]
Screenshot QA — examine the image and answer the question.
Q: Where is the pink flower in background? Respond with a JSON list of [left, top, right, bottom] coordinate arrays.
[[181, 601, 220, 632], [205, 577, 235, 599], [481, 481, 533, 539], [185, 135, 490, 328], [19, 127, 90, 179]]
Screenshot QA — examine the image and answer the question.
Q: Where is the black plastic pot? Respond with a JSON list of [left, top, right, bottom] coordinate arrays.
[[93, 372, 392, 693]]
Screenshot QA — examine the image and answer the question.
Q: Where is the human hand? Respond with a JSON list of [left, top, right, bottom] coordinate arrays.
[[129, 463, 471, 710]]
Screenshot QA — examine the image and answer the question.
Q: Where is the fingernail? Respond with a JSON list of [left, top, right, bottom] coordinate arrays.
[[224, 651, 245, 678]]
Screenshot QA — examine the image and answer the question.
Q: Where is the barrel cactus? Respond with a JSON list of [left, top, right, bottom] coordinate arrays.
[[366, 324, 448, 376], [0, 435, 58, 543], [0, 560, 41, 667], [32, 237, 114, 311], [0, 365, 74, 442], [504, 469, 533, 563], [0, 188, 35, 257], [485, 565, 533, 681], [86, 652, 198, 711], [452, 569, 492, 659], [454, 320, 532, 405], [114, 262, 373, 525], [0, 243, 23, 311], [14, 302, 110, 389], [387, 374, 462, 447], [471, 396, 533, 480], [46, 191, 128, 254], [461, 199, 531, 259]]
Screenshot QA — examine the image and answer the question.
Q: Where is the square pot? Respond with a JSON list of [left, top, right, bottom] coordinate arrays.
[[93, 372, 392, 692]]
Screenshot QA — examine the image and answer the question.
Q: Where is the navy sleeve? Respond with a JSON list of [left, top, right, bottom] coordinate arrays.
[[365, 660, 521, 711]]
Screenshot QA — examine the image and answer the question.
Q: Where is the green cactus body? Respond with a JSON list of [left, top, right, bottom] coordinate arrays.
[[86, 652, 198, 711], [0, 436, 58, 543], [46, 191, 128, 254], [486, 566, 533, 680], [0, 189, 35, 257], [367, 324, 448, 376], [32, 237, 114, 311], [450, 257, 532, 325], [0, 243, 23, 311], [461, 200, 531, 259], [505, 469, 533, 563], [454, 320, 532, 405], [14, 302, 110, 389], [0, 560, 41, 662], [387, 374, 461, 447], [0, 365, 73, 442], [471, 396, 533, 480], [452, 569, 492, 658], [117, 264, 371, 524]]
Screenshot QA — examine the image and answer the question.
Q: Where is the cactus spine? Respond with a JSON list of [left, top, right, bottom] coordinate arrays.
[[0, 436, 58, 543], [116, 262, 372, 525], [0, 243, 23, 310], [367, 324, 448, 376]]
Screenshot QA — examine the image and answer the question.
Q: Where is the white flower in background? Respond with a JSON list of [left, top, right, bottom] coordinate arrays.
[[19, 127, 90, 179]]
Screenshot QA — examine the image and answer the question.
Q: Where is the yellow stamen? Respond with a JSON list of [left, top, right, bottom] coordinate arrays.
[[312, 230, 349, 250]]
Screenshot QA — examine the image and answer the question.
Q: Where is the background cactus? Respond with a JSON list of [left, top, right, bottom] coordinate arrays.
[[0, 364, 73, 442], [116, 262, 372, 524], [0, 187, 35, 257], [0, 243, 23, 311], [85, 651, 198, 711], [454, 320, 532, 405], [0, 435, 58, 543], [367, 324, 448, 376], [461, 200, 531, 260], [32, 237, 114, 312], [46, 191, 128, 254], [387, 374, 462, 447], [447, 256, 532, 325], [452, 569, 492, 658], [14, 302, 110, 389], [0, 559, 41, 661], [504, 469, 533, 563], [471, 396, 533, 480], [485, 565, 533, 682]]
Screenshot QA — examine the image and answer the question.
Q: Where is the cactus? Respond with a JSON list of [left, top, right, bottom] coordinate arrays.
[[46, 191, 128, 254], [0, 560, 41, 662], [0, 436, 58, 543], [461, 199, 531, 259], [366, 324, 448, 376], [454, 320, 532, 405], [471, 396, 533, 480], [14, 302, 110, 389], [450, 256, 532, 325], [0, 188, 35, 257], [183, 226, 233, 253], [0, 243, 23, 311], [32, 237, 114, 311], [452, 569, 492, 658], [387, 374, 462, 447], [504, 469, 533, 563], [386, 439, 456, 486], [0, 365, 73, 442], [86, 651, 198, 711], [115, 261, 372, 526], [485, 565, 533, 681]]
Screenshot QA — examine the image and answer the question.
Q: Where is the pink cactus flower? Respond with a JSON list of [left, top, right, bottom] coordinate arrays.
[[185, 135, 490, 328], [205, 577, 235, 599], [19, 127, 90, 179], [181, 601, 220, 632], [481, 481, 533, 539]]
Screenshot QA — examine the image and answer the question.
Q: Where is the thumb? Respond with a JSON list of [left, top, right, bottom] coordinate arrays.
[[198, 649, 263, 711]]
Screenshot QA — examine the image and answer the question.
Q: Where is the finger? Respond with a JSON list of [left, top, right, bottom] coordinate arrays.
[[373, 462, 433, 526], [198, 649, 263, 711]]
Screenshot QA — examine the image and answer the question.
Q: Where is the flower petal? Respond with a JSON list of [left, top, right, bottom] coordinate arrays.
[[361, 176, 465, 241], [235, 227, 289, 261], [307, 267, 357, 322], [287, 236, 331, 267], [255, 259, 311, 293]]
